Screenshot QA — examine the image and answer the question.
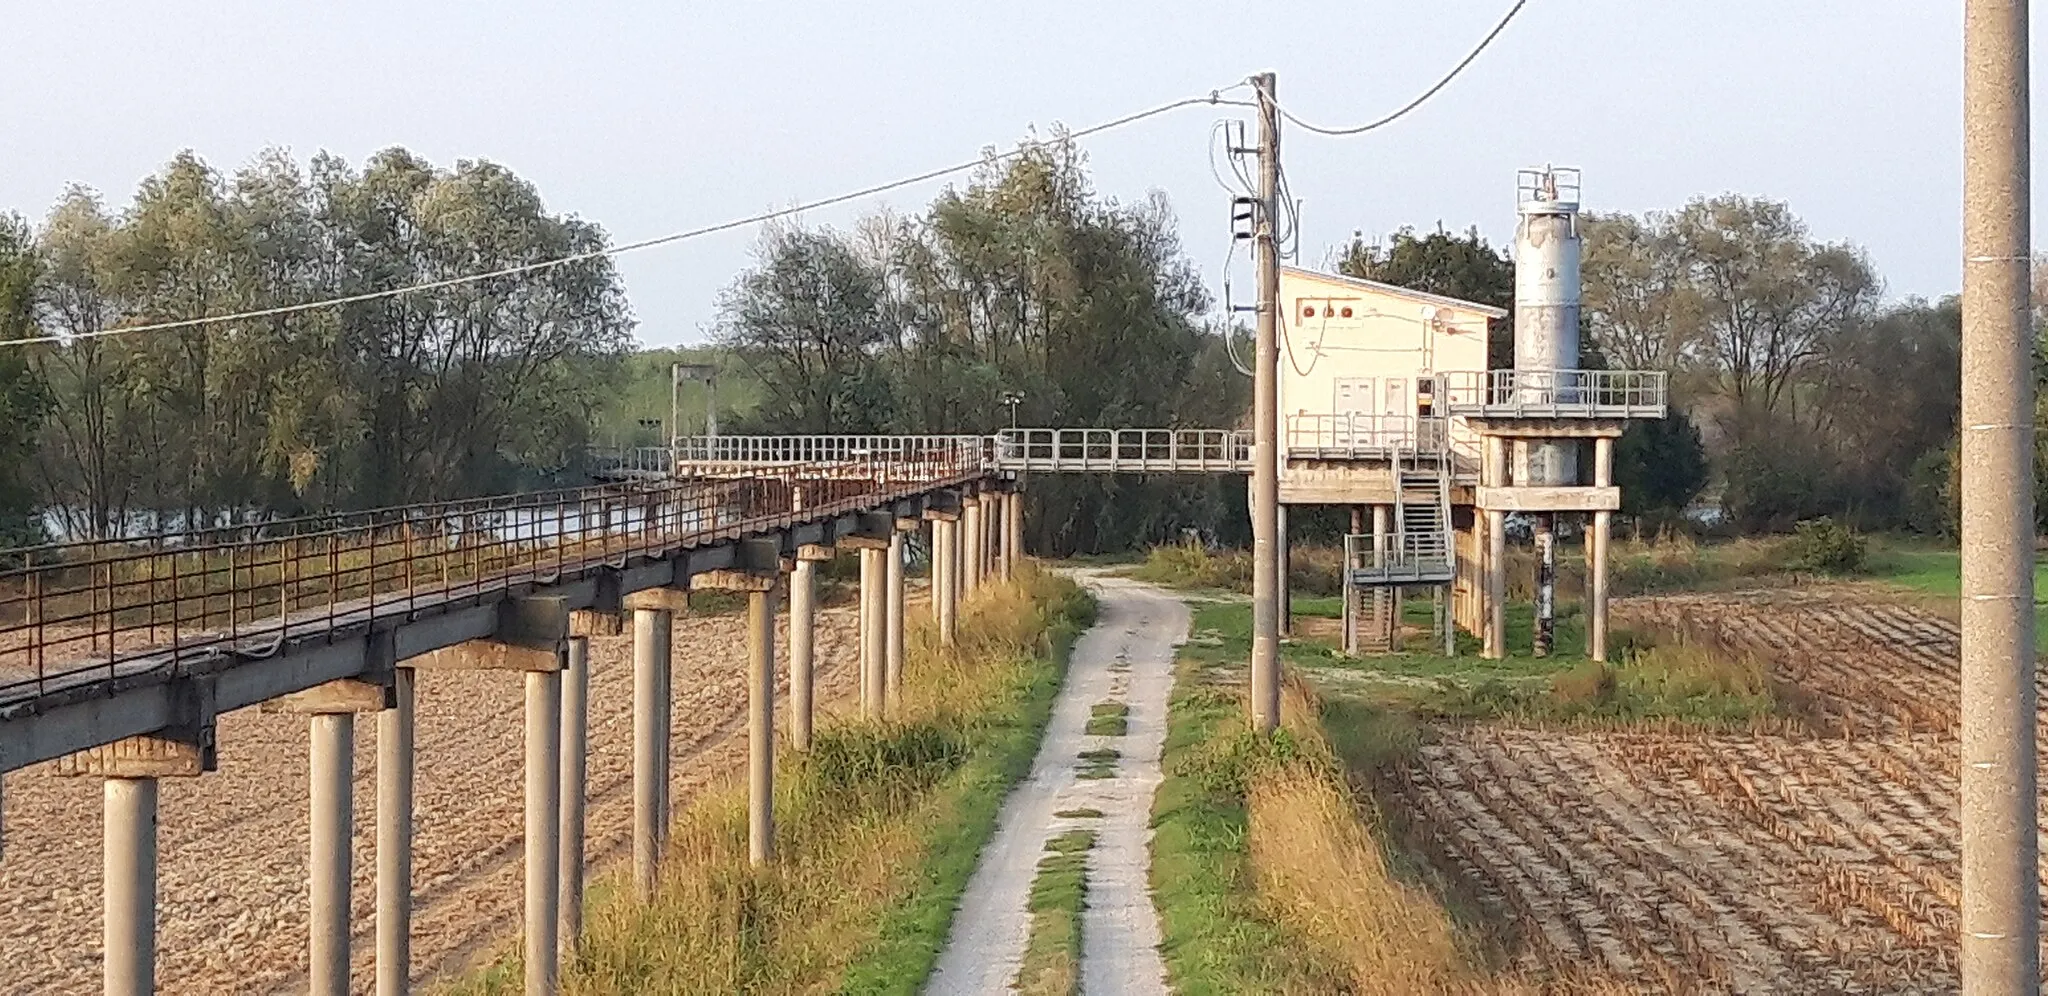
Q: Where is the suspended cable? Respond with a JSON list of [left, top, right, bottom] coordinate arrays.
[[1252, 0, 1529, 137], [6, 86, 1255, 349]]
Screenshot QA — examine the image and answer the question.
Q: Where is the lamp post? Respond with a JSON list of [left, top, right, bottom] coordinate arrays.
[[1000, 390, 1023, 431]]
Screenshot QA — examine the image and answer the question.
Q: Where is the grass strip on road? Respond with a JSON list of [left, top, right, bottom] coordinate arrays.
[[1015, 829, 1096, 996]]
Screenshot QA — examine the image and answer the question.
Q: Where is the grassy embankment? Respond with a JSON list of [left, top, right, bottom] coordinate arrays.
[[1143, 541, 1798, 994], [441, 565, 1092, 996]]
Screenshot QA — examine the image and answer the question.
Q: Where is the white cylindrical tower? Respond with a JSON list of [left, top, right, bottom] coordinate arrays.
[[1512, 166, 1582, 486]]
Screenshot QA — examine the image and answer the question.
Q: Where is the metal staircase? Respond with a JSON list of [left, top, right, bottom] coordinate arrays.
[[1344, 451, 1454, 586], [1341, 444, 1457, 656]]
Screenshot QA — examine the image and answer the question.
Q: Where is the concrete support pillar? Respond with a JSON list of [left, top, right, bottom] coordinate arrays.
[[376, 670, 415, 996], [631, 608, 672, 900], [789, 552, 824, 750], [65, 732, 210, 996], [104, 777, 156, 996], [557, 637, 589, 960], [309, 712, 355, 996], [1005, 488, 1025, 577], [1485, 510, 1507, 660], [1482, 435, 1508, 661], [932, 517, 958, 646], [747, 586, 777, 865], [524, 668, 563, 996], [962, 498, 983, 597], [1592, 436, 1615, 664], [886, 529, 907, 713], [1533, 514, 1555, 658], [860, 546, 886, 718], [1371, 504, 1392, 651]]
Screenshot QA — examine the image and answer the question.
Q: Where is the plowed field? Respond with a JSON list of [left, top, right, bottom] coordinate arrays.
[[1393, 591, 2028, 995], [0, 603, 865, 995]]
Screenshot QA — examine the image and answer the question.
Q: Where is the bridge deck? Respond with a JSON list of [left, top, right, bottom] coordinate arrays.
[[0, 462, 985, 772]]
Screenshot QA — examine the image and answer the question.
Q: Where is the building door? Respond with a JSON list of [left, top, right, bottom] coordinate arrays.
[[1383, 378, 1408, 446], [1333, 377, 1374, 448]]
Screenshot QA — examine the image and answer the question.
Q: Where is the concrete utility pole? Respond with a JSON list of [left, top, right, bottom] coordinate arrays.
[[1960, 1, 2039, 991], [1250, 70, 1283, 734], [523, 668, 563, 996]]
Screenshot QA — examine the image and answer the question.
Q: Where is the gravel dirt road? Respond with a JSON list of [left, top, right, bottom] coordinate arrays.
[[0, 603, 864, 995], [925, 573, 1184, 996]]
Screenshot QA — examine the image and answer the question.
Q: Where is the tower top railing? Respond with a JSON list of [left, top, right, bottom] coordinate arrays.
[[1438, 369, 1666, 419]]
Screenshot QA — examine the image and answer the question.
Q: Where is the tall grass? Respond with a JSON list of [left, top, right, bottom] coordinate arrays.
[[440, 565, 1091, 996], [1155, 658, 1637, 995], [1132, 541, 1343, 597]]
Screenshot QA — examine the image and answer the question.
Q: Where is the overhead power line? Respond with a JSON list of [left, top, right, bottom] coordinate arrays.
[[5, 86, 1254, 349], [1255, 0, 1529, 137]]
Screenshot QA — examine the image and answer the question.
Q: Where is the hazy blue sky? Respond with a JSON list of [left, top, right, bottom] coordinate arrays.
[[0, 2, 2023, 346]]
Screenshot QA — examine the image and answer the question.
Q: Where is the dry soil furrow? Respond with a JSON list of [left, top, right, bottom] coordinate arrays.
[[0, 604, 865, 995]]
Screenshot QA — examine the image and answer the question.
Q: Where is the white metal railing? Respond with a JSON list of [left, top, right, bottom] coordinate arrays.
[[1285, 414, 1450, 458], [671, 435, 989, 467], [1438, 369, 1667, 418], [1343, 530, 1454, 583], [992, 429, 1252, 472]]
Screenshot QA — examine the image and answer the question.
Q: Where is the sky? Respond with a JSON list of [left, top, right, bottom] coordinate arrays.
[[0, 2, 2022, 346]]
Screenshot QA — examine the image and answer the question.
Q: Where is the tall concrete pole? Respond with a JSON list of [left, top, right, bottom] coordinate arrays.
[[104, 777, 156, 996], [557, 638, 589, 961], [747, 586, 777, 865], [524, 669, 563, 996], [886, 530, 907, 712], [309, 712, 355, 996], [1249, 70, 1282, 734], [1532, 516, 1555, 658], [1961, 1, 2039, 990], [789, 557, 818, 750], [630, 608, 671, 900], [376, 670, 415, 996]]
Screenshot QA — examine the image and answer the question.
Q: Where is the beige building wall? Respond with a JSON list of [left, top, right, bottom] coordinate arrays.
[[1275, 267, 1500, 473]]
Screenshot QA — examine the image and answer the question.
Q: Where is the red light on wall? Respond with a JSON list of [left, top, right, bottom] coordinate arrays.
[[1340, 307, 1353, 318], [1302, 306, 1314, 318]]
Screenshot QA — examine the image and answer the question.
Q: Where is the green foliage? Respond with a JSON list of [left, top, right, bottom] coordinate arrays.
[[24, 148, 631, 536], [716, 139, 1250, 555], [0, 215, 48, 546], [1791, 516, 1866, 573], [1084, 701, 1128, 737], [1614, 412, 1708, 525]]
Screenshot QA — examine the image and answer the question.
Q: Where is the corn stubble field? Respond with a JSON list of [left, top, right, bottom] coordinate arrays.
[[1392, 590, 1995, 994]]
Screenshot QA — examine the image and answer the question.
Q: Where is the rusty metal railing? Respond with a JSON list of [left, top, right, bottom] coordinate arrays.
[[0, 447, 980, 704]]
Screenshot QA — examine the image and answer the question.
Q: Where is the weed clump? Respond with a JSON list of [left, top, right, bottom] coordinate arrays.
[[1086, 701, 1130, 736], [1792, 516, 1867, 573]]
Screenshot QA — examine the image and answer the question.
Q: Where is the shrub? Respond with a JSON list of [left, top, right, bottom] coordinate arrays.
[[1792, 516, 1866, 573]]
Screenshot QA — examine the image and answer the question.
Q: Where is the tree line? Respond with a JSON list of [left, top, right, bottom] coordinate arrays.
[[714, 139, 1251, 555], [0, 133, 1993, 551], [0, 149, 634, 542]]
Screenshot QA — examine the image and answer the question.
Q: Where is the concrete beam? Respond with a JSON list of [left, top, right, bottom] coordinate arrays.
[[1465, 418, 1629, 438], [621, 588, 689, 613], [569, 609, 625, 638], [265, 678, 394, 715], [1474, 486, 1620, 512], [55, 731, 214, 779]]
